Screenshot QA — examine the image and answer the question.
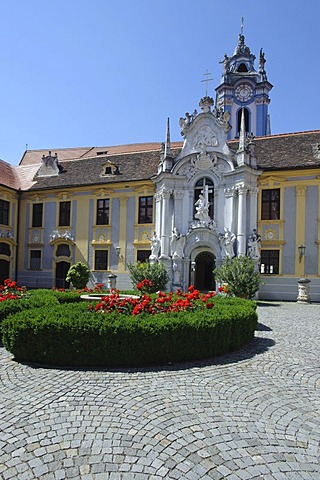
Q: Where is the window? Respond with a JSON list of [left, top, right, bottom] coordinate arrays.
[[138, 196, 153, 224], [0, 200, 9, 226], [32, 203, 43, 227], [137, 250, 151, 263], [96, 199, 110, 225], [0, 242, 10, 256], [59, 201, 71, 226], [94, 250, 108, 270], [237, 108, 250, 134], [260, 250, 279, 274], [194, 177, 214, 219], [56, 244, 71, 257], [261, 189, 280, 220], [30, 250, 41, 270], [237, 63, 248, 72]]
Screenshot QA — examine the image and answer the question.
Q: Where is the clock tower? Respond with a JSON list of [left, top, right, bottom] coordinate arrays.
[[215, 28, 273, 139]]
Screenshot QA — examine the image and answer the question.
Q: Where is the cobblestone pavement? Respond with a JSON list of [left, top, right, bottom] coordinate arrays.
[[0, 302, 319, 480]]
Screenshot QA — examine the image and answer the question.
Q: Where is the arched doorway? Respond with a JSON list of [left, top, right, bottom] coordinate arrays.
[[55, 261, 70, 289], [0, 259, 10, 285], [194, 252, 215, 291]]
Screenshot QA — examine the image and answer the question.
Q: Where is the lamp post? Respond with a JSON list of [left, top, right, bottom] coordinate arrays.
[[297, 244, 311, 303]]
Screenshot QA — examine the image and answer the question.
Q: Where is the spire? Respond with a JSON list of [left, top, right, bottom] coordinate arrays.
[[164, 117, 171, 158], [266, 114, 271, 136]]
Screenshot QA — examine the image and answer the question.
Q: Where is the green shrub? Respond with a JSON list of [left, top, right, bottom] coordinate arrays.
[[215, 256, 262, 299], [2, 297, 257, 367], [66, 262, 90, 289], [52, 290, 83, 304], [128, 261, 170, 293]]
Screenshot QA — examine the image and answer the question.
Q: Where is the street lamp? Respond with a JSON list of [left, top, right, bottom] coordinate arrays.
[[298, 244, 306, 263]]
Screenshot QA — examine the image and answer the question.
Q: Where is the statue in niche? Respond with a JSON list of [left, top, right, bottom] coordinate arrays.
[[170, 228, 185, 259], [195, 193, 211, 225], [149, 231, 160, 259], [220, 227, 236, 258], [247, 229, 261, 260]]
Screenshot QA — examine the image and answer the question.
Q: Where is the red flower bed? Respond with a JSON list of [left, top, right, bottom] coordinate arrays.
[[93, 286, 216, 316], [0, 279, 27, 302]]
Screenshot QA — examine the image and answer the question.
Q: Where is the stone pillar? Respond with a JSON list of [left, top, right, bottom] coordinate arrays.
[[237, 185, 247, 256], [297, 278, 311, 303]]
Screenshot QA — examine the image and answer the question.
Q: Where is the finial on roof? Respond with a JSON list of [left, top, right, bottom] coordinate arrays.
[[240, 16, 244, 36], [164, 117, 172, 158]]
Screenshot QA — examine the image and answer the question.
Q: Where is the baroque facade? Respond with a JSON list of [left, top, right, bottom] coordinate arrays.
[[1, 32, 320, 301]]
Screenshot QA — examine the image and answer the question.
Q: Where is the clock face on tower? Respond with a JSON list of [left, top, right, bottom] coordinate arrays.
[[235, 84, 253, 102]]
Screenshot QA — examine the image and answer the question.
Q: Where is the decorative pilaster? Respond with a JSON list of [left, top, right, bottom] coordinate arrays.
[[295, 185, 307, 276], [248, 187, 259, 232], [173, 190, 184, 233], [237, 184, 247, 255], [160, 189, 171, 258], [118, 197, 128, 272]]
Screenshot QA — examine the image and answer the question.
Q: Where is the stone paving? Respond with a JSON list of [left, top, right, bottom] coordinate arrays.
[[0, 301, 319, 480]]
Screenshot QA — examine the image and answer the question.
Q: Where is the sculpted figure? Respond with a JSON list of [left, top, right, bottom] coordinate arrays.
[[171, 228, 185, 258], [220, 227, 236, 258], [150, 231, 160, 258], [195, 194, 210, 224], [247, 229, 261, 260]]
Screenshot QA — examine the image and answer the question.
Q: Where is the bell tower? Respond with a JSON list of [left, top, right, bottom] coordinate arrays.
[[215, 23, 273, 139]]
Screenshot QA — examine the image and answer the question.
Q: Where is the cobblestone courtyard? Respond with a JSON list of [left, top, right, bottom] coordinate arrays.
[[0, 302, 319, 479]]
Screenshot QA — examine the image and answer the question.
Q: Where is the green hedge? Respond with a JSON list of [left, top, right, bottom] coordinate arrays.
[[2, 297, 257, 367]]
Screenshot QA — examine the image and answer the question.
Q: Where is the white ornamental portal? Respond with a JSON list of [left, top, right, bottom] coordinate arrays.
[[153, 96, 261, 291]]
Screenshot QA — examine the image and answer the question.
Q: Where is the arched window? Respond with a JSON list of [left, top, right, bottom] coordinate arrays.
[[194, 177, 214, 219], [237, 63, 248, 72], [56, 244, 71, 257], [237, 108, 250, 135], [0, 242, 10, 256]]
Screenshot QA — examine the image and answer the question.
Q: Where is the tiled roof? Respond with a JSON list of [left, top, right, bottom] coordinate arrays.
[[0, 159, 21, 190], [27, 147, 181, 191], [229, 130, 320, 170], [2, 132, 320, 193], [20, 142, 183, 166]]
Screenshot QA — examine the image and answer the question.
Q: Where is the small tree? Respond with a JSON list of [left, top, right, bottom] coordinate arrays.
[[128, 261, 170, 293], [66, 262, 90, 289], [214, 256, 262, 299]]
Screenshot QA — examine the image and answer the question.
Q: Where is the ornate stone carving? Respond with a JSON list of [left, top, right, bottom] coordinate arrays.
[[191, 144, 218, 171], [193, 125, 218, 149]]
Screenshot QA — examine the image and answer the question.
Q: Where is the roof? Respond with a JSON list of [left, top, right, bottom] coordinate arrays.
[[1, 132, 320, 193], [229, 130, 320, 170]]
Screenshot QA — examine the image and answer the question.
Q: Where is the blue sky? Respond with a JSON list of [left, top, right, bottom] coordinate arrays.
[[1, 0, 319, 165]]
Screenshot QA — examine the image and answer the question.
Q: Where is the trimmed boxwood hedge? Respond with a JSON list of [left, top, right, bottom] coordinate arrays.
[[1, 297, 257, 367]]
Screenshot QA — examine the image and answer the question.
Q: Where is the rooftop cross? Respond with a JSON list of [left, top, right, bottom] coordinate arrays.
[[201, 69, 213, 97]]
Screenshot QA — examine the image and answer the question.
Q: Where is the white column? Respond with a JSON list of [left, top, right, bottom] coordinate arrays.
[[160, 189, 171, 258], [224, 187, 235, 232], [237, 185, 247, 256]]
